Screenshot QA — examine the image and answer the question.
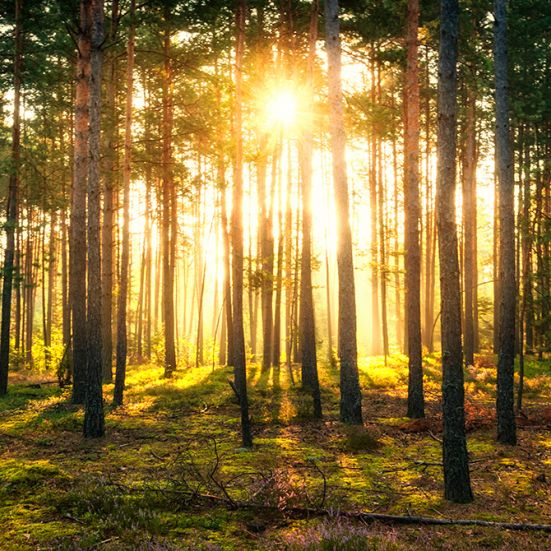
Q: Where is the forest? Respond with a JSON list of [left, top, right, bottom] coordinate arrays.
[[0, 0, 550, 548]]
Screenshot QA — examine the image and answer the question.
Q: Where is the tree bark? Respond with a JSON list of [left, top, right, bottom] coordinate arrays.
[[436, 0, 473, 502], [84, 0, 105, 438], [494, 0, 516, 445], [0, 0, 22, 394], [162, 11, 177, 377], [232, 0, 253, 448], [324, 0, 363, 424], [404, 0, 424, 419], [462, 88, 477, 368], [298, 0, 322, 419], [114, 0, 135, 407], [70, 0, 91, 404], [101, 0, 119, 383]]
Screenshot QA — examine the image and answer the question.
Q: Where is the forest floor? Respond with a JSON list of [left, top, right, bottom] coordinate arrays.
[[0, 353, 550, 550]]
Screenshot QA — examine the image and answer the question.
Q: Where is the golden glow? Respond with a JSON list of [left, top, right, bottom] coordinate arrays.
[[263, 86, 299, 129]]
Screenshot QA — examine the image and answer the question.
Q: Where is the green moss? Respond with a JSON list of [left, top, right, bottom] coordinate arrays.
[[0, 459, 63, 491], [0, 357, 549, 549], [343, 426, 381, 452]]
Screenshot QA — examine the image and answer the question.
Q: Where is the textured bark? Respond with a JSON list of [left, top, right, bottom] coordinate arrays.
[[284, 144, 293, 375], [258, 141, 273, 371], [391, 110, 402, 352], [298, 0, 322, 419], [369, 57, 381, 357], [494, 0, 516, 445], [162, 13, 177, 377], [493, 171, 500, 353], [518, 129, 532, 410], [101, 0, 119, 383], [44, 212, 57, 370], [272, 162, 283, 368], [0, 0, 22, 394], [521, 135, 533, 354], [376, 61, 389, 361], [436, 0, 473, 502], [221, 183, 233, 366], [232, 0, 253, 448], [423, 48, 435, 353], [114, 0, 135, 407], [324, 0, 362, 424], [404, 0, 424, 419], [70, 0, 91, 404], [84, 0, 105, 438], [462, 89, 477, 368]]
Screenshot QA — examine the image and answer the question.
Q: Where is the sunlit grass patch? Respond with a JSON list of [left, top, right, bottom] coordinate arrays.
[[358, 355, 409, 389], [0, 354, 549, 549]]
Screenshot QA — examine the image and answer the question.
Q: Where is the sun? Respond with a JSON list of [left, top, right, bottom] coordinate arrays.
[[264, 87, 299, 129]]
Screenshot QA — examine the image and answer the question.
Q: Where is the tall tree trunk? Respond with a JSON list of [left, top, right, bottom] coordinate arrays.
[[404, 0, 424, 418], [324, 0, 363, 424], [221, 182, 233, 366], [391, 95, 402, 353], [84, 0, 105, 438], [436, 0, 473, 502], [494, 0, 516, 445], [114, 0, 135, 407], [521, 133, 533, 354], [284, 142, 294, 375], [273, 152, 284, 368], [298, 0, 322, 419], [493, 169, 500, 353], [369, 56, 381, 356], [101, 0, 118, 384], [162, 13, 177, 377], [258, 139, 273, 371], [0, 0, 22, 394], [232, 0, 253, 448], [25, 215, 36, 368], [45, 212, 57, 369], [70, 0, 91, 404], [462, 88, 477, 367], [375, 59, 389, 361]]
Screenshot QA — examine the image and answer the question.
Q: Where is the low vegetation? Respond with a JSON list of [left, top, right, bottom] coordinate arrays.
[[0, 354, 549, 550]]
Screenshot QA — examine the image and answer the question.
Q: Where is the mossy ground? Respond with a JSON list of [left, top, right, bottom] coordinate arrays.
[[0, 354, 550, 550]]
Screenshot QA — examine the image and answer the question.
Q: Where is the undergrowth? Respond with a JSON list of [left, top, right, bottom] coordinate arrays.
[[0, 354, 549, 550]]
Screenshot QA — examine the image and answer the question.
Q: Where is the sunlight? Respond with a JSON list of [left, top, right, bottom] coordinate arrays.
[[263, 86, 299, 129]]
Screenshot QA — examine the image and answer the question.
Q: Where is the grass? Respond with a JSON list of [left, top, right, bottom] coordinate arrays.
[[0, 353, 549, 549]]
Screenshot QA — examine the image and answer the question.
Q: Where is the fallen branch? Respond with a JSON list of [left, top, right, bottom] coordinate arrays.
[[102, 477, 551, 533], [215, 500, 551, 533]]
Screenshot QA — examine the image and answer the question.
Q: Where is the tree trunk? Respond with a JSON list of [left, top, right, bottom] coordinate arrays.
[[404, 0, 425, 418], [162, 12, 177, 377], [258, 139, 273, 371], [0, 0, 22, 394], [377, 60, 389, 361], [297, 0, 321, 418], [462, 88, 477, 367], [494, 0, 516, 445], [70, 0, 91, 404], [84, 0, 105, 438], [369, 56, 381, 357], [273, 152, 284, 368], [423, 47, 435, 353], [100, 0, 118, 384], [324, 0, 363, 424], [114, 0, 135, 407], [436, 0, 473, 502], [232, 0, 253, 448], [221, 182, 233, 366]]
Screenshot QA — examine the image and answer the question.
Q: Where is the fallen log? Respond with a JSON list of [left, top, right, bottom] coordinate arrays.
[[106, 480, 551, 533], [192, 494, 551, 533]]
